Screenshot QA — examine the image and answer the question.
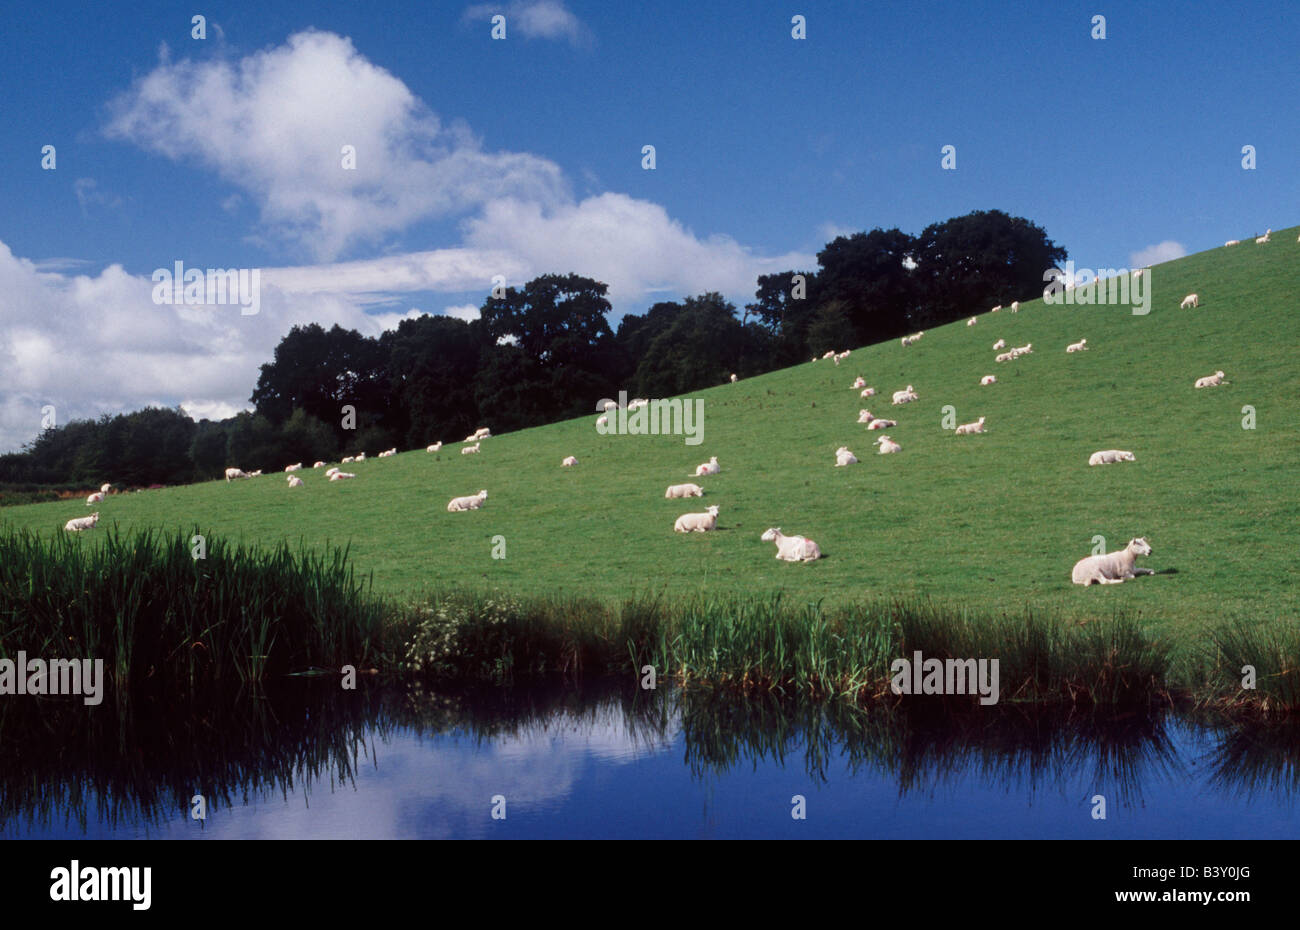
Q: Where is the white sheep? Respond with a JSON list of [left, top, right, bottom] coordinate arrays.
[[1180, 293, 1199, 309], [857, 409, 875, 424], [991, 305, 1002, 313], [1225, 239, 1239, 247], [730, 373, 738, 383], [1066, 339, 1088, 353], [285, 463, 303, 472], [64, 512, 99, 532], [834, 446, 858, 466], [1071, 537, 1154, 585], [447, 489, 488, 511], [1010, 301, 1020, 312], [100, 483, 111, 494], [1194, 370, 1227, 388], [1010, 343, 1033, 357], [1256, 228, 1271, 244], [325, 467, 340, 477], [86, 491, 104, 505], [1088, 449, 1136, 466], [426, 442, 442, 453], [980, 375, 997, 386], [665, 483, 704, 499], [992, 339, 1006, 351], [822, 350, 836, 359], [461, 442, 481, 455], [248, 470, 263, 477], [967, 317, 978, 326], [995, 351, 1015, 364], [859, 387, 876, 398], [954, 416, 986, 435], [312, 461, 327, 468], [329, 471, 356, 481], [341, 456, 356, 464], [473, 428, 492, 440], [874, 435, 901, 454], [866, 416, 896, 430], [674, 504, 720, 533], [852, 377, 866, 389], [602, 400, 619, 412], [694, 456, 720, 476], [1132, 269, 1144, 278], [891, 385, 918, 405], [562, 455, 579, 467], [224, 467, 250, 481], [355, 452, 366, 461], [628, 398, 649, 410], [596, 415, 608, 427], [760, 527, 822, 562], [287, 475, 304, 488]]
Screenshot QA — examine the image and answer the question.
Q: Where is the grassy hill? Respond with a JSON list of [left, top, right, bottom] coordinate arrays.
[[6, 229, 1299, 653]]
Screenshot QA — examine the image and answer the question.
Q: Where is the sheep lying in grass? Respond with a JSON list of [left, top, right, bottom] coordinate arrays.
[[1225, 239, 1239, 246], [325, 467, 340, 477], [1088, 449, 1135, 466], [341, 456, 356, 464], [866, 416, 896, 430], [874, 435, 901, 454], [822, 350, 836, 359], [596, 415, 608, 428], [312, 461, 327, 468], [447, 489, 488, 512], [287, 475, 304, 488], [378, 448, 397, 457], [285, 463, 303, 472], [694, 456, 720, 476], [461, 442, 480, 455], [224, 468, 250, 481], [65, 512, 99, 532], [427, 442, 442, 453], [562, 455, 578, 467], [86, 491, 104, 505], [248, 470, 263, 477], [1256, 228, 1271, 244], [674, 504, 720, 532], [329, 471, 356, 481], [1010, 343, 1033, 357], [891, 385, 918, 405], [954, 416, 986, 435], [760, 527, 822, 562], [967, 317, 978, 326], [852, 376, 866, 389], [1194, 370, 1228, 388], [1071, 537, 1154, 585], [980, 375, 997, 386], [665, 483, 704, 499], [992, 339, 1006, 351], [1066, 339, 1088, 353], [834, 446, 858, 466], [1180, 293, 1199, 309], [995, 351, 1015, 363], [860, 386, 876, 398], [857, 409, 874, 424]]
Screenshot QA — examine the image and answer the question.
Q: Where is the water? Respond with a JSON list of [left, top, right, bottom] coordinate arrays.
[[3, 682, 1297, 839]]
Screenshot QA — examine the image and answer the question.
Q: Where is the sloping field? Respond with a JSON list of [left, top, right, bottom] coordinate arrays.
[[6, 229, 1298, 647]]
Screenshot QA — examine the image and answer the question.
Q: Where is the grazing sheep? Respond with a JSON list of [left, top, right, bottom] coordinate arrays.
[[665, 482, 704, 499], [1071, 537, 1154, 586], [329, 471, 356, 481], [860, 386, 876, 398], [874, 435, 901, 454], [1225, 239, 1239, 247], [967, 317, 978, 326], [447, 489, 489, 512], [64, 512, 99, 532], [891, 385, 918, 405], [462, 442, 481, 455], [995, 351, 1015, 363], [562, 455, 579, 467], [760, 527, 822, 562], [285, 463, 303, 472], [426, 442, 442, 453], [674, 504, 720, 533], [834, 446, 858, 466], [730, 373, 738, 383], [1194, 370, 1227, 388], [1066, 339, 1088, 353], [1088, 449, 1136, 466], [980, 375, 997, 386], [100, 483, 112, 494], [1180, 293, 1199, 309], [86, 491, 104, 505], [287, 475, 304, 488], [224, 468, 250, 481], [852, 376, 866, 389], [954, 416, 986, 435], [596, 415, 609, 428], [312, 461, 327, 468], [694, 456, 720, 476], [992, 339, 1006, 351], [1256, 228, 1271, 244], [1010, 301, 1020, 312]]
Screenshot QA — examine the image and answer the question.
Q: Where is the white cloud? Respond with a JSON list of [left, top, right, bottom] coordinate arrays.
[[1129, 241, 1186, 268], [462, 0, 591, 46], [442, 303, 480, 322]]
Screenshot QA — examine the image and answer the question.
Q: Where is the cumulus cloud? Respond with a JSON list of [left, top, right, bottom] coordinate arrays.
[[104, 30, 569, 260], [462, 0, 591, 45], [442, 303, 481, 322], [1129, 241, 1187, 268]]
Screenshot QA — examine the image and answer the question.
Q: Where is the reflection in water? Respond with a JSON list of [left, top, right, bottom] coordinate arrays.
[[1, 682, 1296, 838]]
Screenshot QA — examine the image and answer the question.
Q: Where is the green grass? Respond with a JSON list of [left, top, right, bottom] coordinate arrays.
[[4, 231, 1299, 669]]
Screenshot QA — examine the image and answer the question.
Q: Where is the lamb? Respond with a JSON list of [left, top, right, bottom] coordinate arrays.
[[822, 350, 836, 359], [866, 417, 896, 430], [1194, 370, 1227, 388], [860, 387, 876, 398], [1088, 449, 1136, 466], [325, 467, 340, 477], [461, 442, 481, 455], [377, 448, 397, 458], [224, 467, 250, 481], [995, 351, 1015, 363], [730, 373, 738, 383], [287, 475, 304, 488], [1256, 228, 1271, 244], [447, 489, 489, 512], [992, 339, 1006, 351], [991, 305, 1002, 313], [603, 400, 619, 412], [248, 470, 263, 477], [1225, 239, 1239, 246], [355, 452, 366, 461], [1132, 269, 1144, 278], [967, 317, 978, 326], [64, 512, 99, 532], [86, 491, 104, 505], [100, 483, 111, 494], [694, 456, 720, 476], [760, 527, 822, 562], [674, 504, 720, 533], [1180, 293, 1199, 309], [628, 398, 649, 411], [473, 428, 492, 440], [834, 446, 859, 466], [596, 415, 609, 428], [312, 461, 327, 468], [285, 463, 303, 472], [562, 455, 579, 467], [426, 442, 443, 453], [1010, 301, 1020, 312], [341, 456, 356, 464], [665, 483, 704, 499], [874, 435, 901, 454], [329, 471, 356, 481], [891, 385, 918, 405], [852, 376, 866, 389], [954, 416, 986, 435], [1071, 537, 1154, 586], [1010, 343, 1033, 357], [980, 375, 997, 386], [1066, 339, 1088, 353], [857, 409, 875, 424]]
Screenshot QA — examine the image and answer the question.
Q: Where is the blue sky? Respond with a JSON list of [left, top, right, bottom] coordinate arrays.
[[1, 0, 1296, 450]]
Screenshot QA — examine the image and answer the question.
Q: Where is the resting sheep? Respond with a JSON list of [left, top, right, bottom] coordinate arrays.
[[287, 475, 304, 488], [248, 470, 262, 477], [760, 527, 822, 562], [874, 435, 901, 454], [866, 417, 896, 430], [325, 467, 340, 477], [995, 351, 1015, 363], [596, 415, 608, 427], [603, 400, 619, 412], [65, 512, 99, 532], [694, 456, 720, 476], [447, 489, 488, 512], [312, 461, 327, 468], [329, 471, 356, 481], [992, 339, 1006, 351], [1066, 339, 1088, 353], [1194, 370, 1227, 388], [1088, 449, 1135, 466], [427, 442, 442, 453], [1256, 229, 1271, 244], [980, 375, 997, 386], [954, 416, 986, 435], [473, 428, 492, 440], [1071, 537, 1154, 585], [834, 446, 858, 466], [860, 387, 876, 398], [285, 463, 302, 472], [665, 483, 704, 499], [674, 504, 720, 533], [1010, 343, 1032, 357], [341, 456, 355, 464], [1225, 239, 1239, 246], [461, 442, 481, 455], [891, 385, 918, 405], [562, 455, 579, 467], [86, 491, 104, 505], [1180, 293, 1199, 309], [852, 377, 866, 389]]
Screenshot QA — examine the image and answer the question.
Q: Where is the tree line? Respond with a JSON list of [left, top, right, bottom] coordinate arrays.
[[0, 209, 1065, 492]]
